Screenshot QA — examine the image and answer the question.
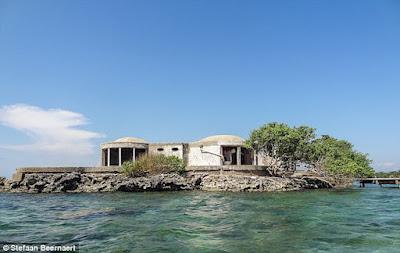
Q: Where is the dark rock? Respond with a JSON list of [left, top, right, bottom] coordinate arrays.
[[0, 177, 6, 192], [33, 181, 46, 193], [115, 174, 194, 192], [59, 173, 81, 192], [10, 182, 19, 189], [301, 177, 333, 189], [26, 177, 37, 186], [200, 174, 306, 192], [1, 171, 340, 193], [0, 177, 6, 186]]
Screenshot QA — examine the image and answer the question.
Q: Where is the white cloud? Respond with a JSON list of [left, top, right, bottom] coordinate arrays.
[[0, 104, 103, 155]]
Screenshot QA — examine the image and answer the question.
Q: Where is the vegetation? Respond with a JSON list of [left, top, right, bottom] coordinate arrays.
[[309, 135, 374, 177], [122, 154, 186, 177], [246, 122, 374, 178], [245, 122, 315, 174], [375, 170, 400, 178]]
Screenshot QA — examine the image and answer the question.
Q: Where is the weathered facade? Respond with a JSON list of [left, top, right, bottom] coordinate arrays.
[[100, 135, 262, 167]]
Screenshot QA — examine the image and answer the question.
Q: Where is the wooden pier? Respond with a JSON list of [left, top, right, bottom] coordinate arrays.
[[358, 178, 400, 187]]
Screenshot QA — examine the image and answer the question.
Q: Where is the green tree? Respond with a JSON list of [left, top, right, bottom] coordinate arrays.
[[245, 122, 316, 172], [246, 123, 375, 178], [309, 135, 374, 177]]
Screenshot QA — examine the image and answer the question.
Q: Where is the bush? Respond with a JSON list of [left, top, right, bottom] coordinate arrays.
[[122, 154, 186, 177], [163, 155, 186, 174], [121, 160, 147, 177], [246, 122, 374, 178]]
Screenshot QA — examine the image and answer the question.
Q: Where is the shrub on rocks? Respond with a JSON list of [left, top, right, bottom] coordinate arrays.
[[122, 154, 186, 177]]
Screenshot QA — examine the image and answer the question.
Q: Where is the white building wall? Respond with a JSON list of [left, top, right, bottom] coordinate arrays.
[[188, 145, 222, 166], [149, 144, 185, 159]]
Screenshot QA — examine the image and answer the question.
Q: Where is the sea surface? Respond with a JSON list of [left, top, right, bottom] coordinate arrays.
[[1, 186, 400, 253]]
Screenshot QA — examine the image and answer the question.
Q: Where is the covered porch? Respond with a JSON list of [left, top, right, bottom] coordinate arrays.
[[100, 137, 149, 167], [102, 147, 147, 166]]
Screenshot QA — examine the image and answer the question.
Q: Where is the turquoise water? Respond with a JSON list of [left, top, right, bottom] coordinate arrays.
[[1, 187, 400, 252]]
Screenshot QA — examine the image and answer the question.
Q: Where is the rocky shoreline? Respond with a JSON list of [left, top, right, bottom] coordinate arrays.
[[0, 172, 348, 193]]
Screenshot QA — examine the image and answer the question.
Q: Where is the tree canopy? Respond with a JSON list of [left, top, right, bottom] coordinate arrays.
[[245, 123, 315, 172], [309, 135, 374, 177], [246, 122, 374, 178]]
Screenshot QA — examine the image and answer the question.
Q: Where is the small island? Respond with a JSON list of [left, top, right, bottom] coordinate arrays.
[[0, 123, 373, 193]]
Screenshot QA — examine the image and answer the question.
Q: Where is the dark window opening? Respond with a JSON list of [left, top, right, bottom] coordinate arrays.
[[121, 148, 133, 164], [241, 148, 253, 165], [157, 148, 164, 152], [110, 148, 119, 166], [135, 149, 146, 159], [172, 147, 179, 151]]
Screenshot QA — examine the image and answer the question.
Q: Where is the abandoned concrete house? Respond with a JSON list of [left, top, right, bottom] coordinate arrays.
[[10, 135, 269, 183], [100, 135, 262, 167]]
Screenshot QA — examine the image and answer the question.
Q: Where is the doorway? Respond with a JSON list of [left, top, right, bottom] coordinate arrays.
[[222, 146, 237, 165]]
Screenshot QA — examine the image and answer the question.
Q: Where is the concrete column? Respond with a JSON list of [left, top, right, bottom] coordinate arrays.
[[220, 146, 224, 165], [107, 148, 110, 167], [132, 148, 136, 162], [101, 149, 104, 166], [118, 148, 122, 166], [237, 147, 241, 165]]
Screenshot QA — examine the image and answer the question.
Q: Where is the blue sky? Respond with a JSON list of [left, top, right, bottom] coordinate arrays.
[[0, 0, 399, 177]]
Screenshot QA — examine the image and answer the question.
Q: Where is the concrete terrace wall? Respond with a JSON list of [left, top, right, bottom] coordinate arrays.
[[11, 166, 121, 182], [10, 165, 270, 182]]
